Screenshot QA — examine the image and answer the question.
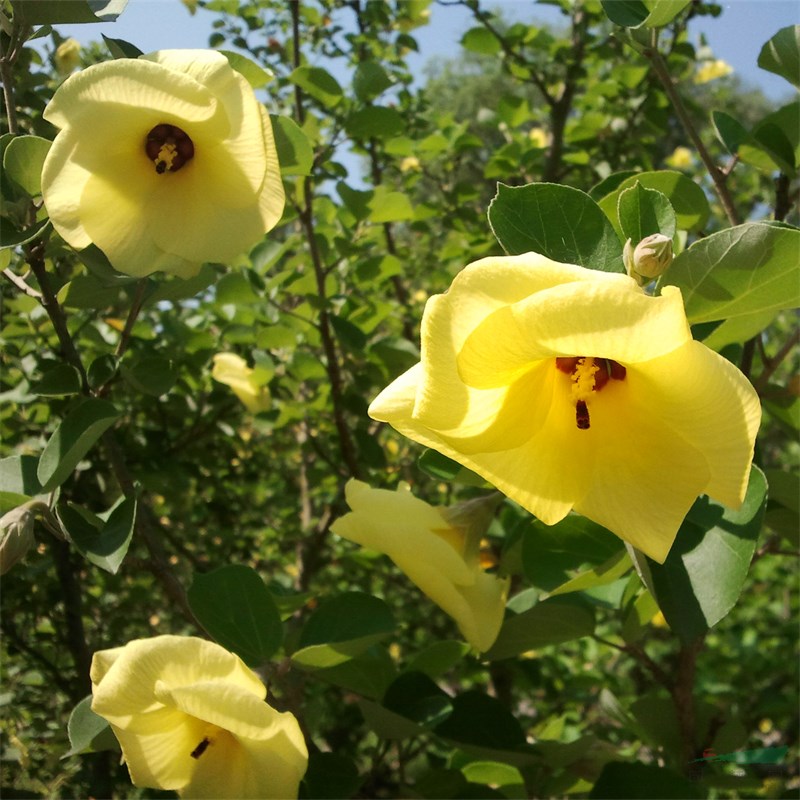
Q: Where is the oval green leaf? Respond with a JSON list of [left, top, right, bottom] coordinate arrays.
[[3, 135, 51, 196], [188, 564, 284, 666], [617, 182, 677, 243], [758, 24, 800, 89], [488, 183, 624, 272]]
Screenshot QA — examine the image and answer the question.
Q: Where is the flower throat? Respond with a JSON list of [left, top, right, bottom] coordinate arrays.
[[145, 124, 194, 174], [556, 357, 626, 430]]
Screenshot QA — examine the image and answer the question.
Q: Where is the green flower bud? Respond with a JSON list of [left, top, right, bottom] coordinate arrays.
[[624, 233, 674, 282]]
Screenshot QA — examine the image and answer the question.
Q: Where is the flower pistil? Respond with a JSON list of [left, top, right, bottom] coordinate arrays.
[[556, 356, 627, 430], [145, 123, 195, 174]]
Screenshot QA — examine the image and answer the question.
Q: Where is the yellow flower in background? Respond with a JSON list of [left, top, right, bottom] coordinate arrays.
[[91, 635, 308, 799], [665, 146, 693, 169], [41, 50, 284, 279], [332, 480, 509, 652], [400, 156, 421, 172], [528, 128, 550, 148], [369, 254, 760, 563], [694, 59, 733, 84], [212, 353, 270, 413], [54, 38, 81, 75]]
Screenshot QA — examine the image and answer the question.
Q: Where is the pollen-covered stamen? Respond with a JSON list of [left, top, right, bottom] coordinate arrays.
[[555, 356, 627, 430], [145, 123, 194, 174]]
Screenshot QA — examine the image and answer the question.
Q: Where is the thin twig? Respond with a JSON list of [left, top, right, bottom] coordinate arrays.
[[754, 327, 800, 393], [644, 31, 741, 227], [2, 267, 42, 298], [114, 279, 149, 358]]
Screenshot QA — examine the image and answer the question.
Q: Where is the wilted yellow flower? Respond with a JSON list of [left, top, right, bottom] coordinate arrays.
[[211, 353, 270, 413], [665, 146, 693, 169], [54, 38, 81, 75], [91, 635, 308, 799], [369, 254, 760, 563], [41, 50, 284, 279], [694, 59, 733, 84], [332, 480, 509, 652]]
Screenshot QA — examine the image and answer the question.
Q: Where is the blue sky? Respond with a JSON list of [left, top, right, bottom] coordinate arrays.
[[52, 0, 797, 102]]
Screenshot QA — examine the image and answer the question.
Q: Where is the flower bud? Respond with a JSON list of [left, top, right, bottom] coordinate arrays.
[[54, 38, 81, 75], [624, 233, 673, 282], [0, 505, 36, 575]]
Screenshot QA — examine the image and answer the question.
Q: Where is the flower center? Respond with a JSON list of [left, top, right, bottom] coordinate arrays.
[[145, 124, 194, 174], [190, 736, 212, 759], [555, 357, 626, 431]]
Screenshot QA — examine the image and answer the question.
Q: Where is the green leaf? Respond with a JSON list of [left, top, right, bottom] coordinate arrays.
[[64, 695, 119, 757], [0, 455, 43, 499], [617, 182, 677, 243], [641, 0, 691, 28], [353, 61, 392, 101], [289, 66, 343, 107], [406, 640, 470, 678], [59, 497, 136, 575], [662, 222, 800, 324], [600, 0, 648, 27], [345, 106, 405, 139], [270, 114, 313, 176], [418, 449, 485, 487], [701, 308, 778, 351], [293, 592, 396, 668], [741, 101, 800, 174], [461, 27, 502, 55], [546, 550, 632, 598], [521, 514, 623, 592], [368, 187, 414, 223], [0, 217, 51, 249], [434, 690, 535, 765], [216, 272, 259, 305], [3, 135, 51, 196], [636, 465, 768, 644], [302, 753, 362, 800], [488, 183, 624, 272], [61, 275, 122, 309], [310, 646, 397, 699], [485, 599, 596, 660], [758, 24, 800, 89], [121, 356, 176, 397], [188, 564, 283, 666], [220, 50, 272, 88], [589, 762, 703, 799], [32, 364, 82, 397], [36, 399, 120, 492], [589, 170, 638, 201], [12, 0, 128, 23], [598, 171, 709, 232], [358, 697, 426, 740], [101, 33, 142, 59], [712, 110, 750, 157], [145, 264, 217, 305], [620, 589, 660, 643], [383, 672, 453, 729]]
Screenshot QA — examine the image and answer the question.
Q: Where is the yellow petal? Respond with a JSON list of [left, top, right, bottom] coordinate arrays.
[[91, 636, 265, 724], [212, 353, 270, 413], [332, 480, 474, 585], [333, 481, 509, 651], [183, 724, 308, 799]]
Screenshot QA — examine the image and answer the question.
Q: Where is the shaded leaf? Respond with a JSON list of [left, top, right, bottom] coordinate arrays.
[[617, 182, 676, 243], [188, 565, 283, 666], [3, 135, 51, 196], [220, 50, 272, 88], [600, 0, 648, 27], [64, 695, 118, 757], [634, 466, 768, 644], [271, 114, 313, 176], [353, 61, 392, 101], [59, 497, 136, 575], [12, 0, 127, 23], [32, 364, 82, 397], [345, 106, 405, 139], [589, 762, 703, 799], [289, 65, 343, 106], [36, 399, 120, 492], [101, 34, 142, 59], [302, 753, 362, 800], [758, 24, 800, 89], [485, 599, 596, 660]]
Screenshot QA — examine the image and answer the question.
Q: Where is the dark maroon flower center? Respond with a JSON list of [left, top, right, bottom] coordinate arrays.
[[145, 123, 194, 174]]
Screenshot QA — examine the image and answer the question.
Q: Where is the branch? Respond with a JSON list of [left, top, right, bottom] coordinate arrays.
[[754, 326, 800, 394], [2, 267, 41, 298], [644, 32, 741, 227]]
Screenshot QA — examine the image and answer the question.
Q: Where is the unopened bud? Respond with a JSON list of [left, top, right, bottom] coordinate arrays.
[[0, 505, 36, 575], [624, 233, 673, 282], [55, 38, 81, 75]]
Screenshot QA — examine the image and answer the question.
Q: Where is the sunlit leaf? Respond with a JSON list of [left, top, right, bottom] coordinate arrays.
[[758, 24, 800, 89]]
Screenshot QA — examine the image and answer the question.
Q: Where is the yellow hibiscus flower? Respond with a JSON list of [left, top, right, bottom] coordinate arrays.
[[369, 254, 761, 563], [41, 50, 284, 279], [332, 480, 509, 652], [211, 353, 271, 413], [91, 635, 308, 799]]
